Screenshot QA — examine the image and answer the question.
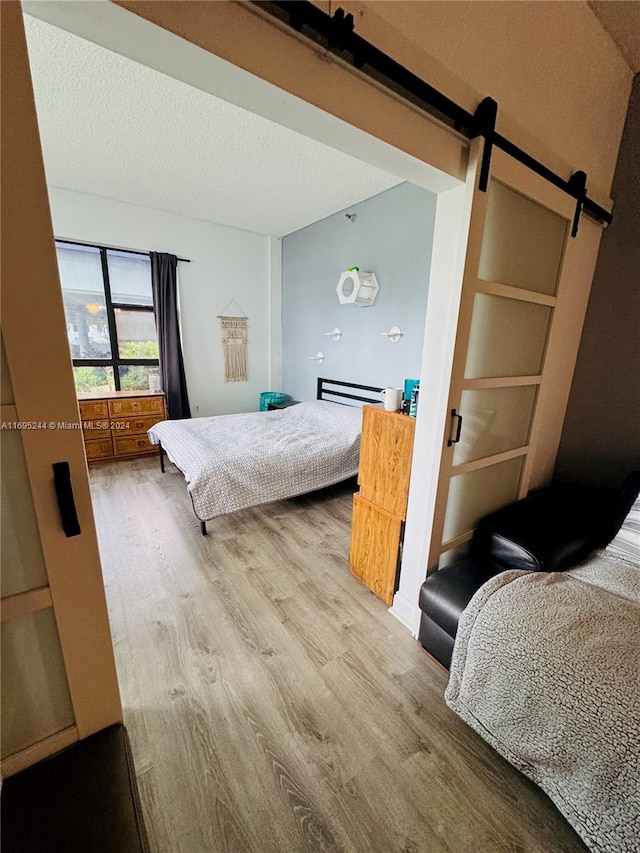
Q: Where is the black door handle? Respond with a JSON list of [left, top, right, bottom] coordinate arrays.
[[52, 462, 81, 537], [447, 409, 463, 447]]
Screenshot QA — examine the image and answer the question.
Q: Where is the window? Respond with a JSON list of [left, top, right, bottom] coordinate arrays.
[[55, 241, 160, 394]]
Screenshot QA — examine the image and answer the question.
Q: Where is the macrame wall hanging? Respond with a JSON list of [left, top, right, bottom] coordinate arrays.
[[218, 300, 248, 382]]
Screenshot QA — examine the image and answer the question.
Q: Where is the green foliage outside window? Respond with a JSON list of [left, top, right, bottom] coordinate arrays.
[[117, 340, 160, 391], [119, 366, 158, 391], [73, 366, 114, 393], [73, 343, 160, 393], [119, 340, 159, 359]]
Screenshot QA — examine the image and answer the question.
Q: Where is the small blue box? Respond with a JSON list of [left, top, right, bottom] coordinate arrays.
[[403, 378, 419, 402]]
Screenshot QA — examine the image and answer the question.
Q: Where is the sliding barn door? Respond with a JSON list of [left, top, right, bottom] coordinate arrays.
[[1, 2, 121, 777], [428, 146, 585, 572]]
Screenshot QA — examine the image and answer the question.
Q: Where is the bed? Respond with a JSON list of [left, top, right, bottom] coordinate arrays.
[[147, 378, 381, 533], [445, 498, 640, 853]]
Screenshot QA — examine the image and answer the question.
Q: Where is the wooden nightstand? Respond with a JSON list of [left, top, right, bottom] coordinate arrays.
[[349, 406, 416, 605]]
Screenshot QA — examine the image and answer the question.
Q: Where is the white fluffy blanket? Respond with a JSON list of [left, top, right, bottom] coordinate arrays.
[[445, 551, 640, 853], [148, 401, 362, 521]]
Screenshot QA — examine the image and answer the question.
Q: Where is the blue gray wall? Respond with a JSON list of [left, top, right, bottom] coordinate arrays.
[[281, 182, 437, 402]]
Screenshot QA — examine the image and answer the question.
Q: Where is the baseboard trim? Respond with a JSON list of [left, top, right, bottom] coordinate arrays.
[[389, 592, 418, 635]]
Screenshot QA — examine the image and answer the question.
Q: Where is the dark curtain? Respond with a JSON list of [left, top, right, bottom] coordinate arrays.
[[150, 252, 191, 419]]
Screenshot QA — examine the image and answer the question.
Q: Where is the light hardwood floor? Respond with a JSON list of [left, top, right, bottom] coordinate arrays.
[[90, 457, 588, 853]]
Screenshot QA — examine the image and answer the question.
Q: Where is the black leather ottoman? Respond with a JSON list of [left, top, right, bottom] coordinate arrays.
[[418, 557, 497, 669], [474, 482, 618, 572], [418, 482, 620, 669]]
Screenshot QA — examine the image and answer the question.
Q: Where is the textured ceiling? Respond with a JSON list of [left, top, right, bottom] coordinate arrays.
[[590, 1, 640, 73], [24, 16, 403, 237]]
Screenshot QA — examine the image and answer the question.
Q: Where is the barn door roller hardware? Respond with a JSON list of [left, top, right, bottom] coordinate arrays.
[[256, 1, 612, 237], [470, 97, 498, 193]]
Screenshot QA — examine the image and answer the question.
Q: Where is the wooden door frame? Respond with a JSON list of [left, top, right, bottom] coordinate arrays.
[[1, 1, 122, 777], [395, 146, 481, 629]]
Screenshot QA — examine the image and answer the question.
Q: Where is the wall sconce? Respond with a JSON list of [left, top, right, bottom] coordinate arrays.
[[337, 270, 379, 307], [324, 327, 342, 341], [308, 351, 325, 364], [381, 326, 403, 343]]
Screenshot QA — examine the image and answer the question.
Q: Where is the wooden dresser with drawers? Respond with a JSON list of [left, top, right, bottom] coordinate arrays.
[[77, 391, 167, 463]]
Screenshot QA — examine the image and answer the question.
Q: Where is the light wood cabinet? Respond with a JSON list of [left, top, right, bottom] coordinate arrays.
[[77, 391, 167, 463], [108, 396, 166, 418], [113, 433, 156, 457], [350, 406, 415, 605], [84, 437, 116, 461]]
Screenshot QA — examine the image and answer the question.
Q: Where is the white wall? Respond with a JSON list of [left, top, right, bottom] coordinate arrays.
[[48, 187, 274, 416]]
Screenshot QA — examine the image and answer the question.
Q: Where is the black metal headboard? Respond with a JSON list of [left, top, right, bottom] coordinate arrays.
[[316, 377, 383, 406]]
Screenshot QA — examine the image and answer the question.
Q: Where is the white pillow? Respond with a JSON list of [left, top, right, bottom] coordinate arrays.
[[606, 494, 640, 564]]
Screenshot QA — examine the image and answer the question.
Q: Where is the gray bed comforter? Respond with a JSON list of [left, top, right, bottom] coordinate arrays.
[[148, 400, 362, 521], [445, 551, 640, 853]]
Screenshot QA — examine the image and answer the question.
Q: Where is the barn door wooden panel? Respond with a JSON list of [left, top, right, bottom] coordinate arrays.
[[428, 146, 578, 572]]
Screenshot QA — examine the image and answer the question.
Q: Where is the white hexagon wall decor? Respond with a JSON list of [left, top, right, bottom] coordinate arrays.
[[336, 270, 379, 307]]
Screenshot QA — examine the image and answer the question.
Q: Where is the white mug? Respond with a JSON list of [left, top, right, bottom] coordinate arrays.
[[380, 387, 402, 412]]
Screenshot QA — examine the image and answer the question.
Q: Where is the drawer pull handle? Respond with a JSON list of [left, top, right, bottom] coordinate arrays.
[[52, 461, 81, 537], [138, 440, 146, 447], [447, 409, 463, 447]]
